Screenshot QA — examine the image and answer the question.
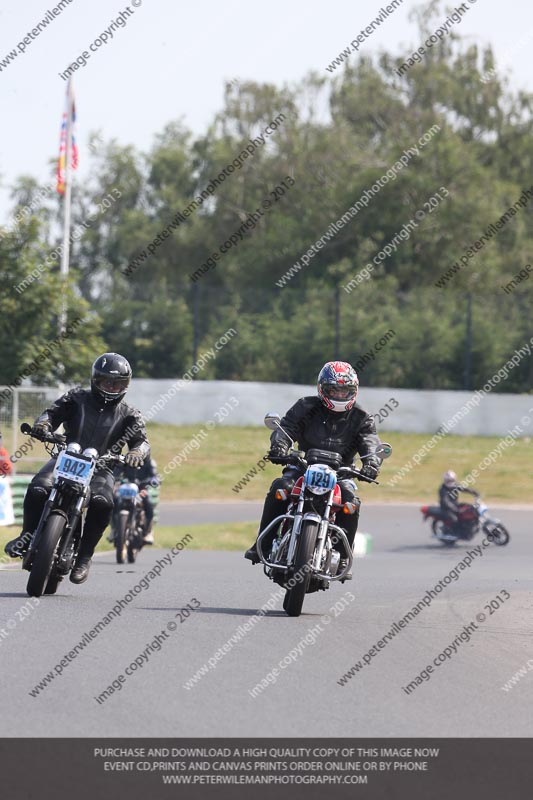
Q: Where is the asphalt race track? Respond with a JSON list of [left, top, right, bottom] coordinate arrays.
[[0, 504, 531, 738]]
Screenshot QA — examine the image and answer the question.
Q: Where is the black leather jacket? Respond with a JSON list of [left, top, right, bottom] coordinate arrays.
[[439, 483, 478, 514], [271, 396, 382, 468], [36, 387, 150, 459]]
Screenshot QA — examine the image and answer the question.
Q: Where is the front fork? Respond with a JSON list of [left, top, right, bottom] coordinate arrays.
[[23, 487, 87, 572], [55, 493, 87, 573], [256, 488, 354, 581], [312, 490, 335, 571]]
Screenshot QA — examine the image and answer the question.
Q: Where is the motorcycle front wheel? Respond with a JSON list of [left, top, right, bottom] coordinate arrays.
[[27, 513, 65, 597], [283, 519, 318, 617], [483, 523, 510, 546]]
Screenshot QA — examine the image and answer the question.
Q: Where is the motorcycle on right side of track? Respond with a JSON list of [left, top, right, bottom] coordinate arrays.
[[255, 413, 392, 617], [19, 423, 125, 597], [420, 498, 510, 547]]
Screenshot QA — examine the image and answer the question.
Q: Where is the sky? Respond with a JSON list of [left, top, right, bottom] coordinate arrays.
[[1, 0, 532, 225]]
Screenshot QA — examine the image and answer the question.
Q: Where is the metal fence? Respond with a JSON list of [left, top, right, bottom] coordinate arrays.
[[0, 386, 61, 473]]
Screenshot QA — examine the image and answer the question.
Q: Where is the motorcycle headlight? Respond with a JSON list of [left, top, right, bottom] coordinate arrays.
[[82, 447, 99, 460], [66, 443, 82, 455]]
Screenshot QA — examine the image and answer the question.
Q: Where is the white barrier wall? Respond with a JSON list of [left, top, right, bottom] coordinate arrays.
[[126, 380, 533, 437]]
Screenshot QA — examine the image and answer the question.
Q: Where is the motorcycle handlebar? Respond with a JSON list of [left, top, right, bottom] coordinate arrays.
[[351, 470, 379, 485], [97, 453, 127, 469], [266, 453, 380, 484], [20, 422, 66, 445], [266, 452, 307, 468], [20, 423, 127, 467]]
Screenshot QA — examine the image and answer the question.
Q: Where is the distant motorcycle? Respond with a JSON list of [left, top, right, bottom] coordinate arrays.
[[19, 423, 125, 597], [420, 498, 510, 547], [112, 480, 146, 564], [256, 413, 392, 617]]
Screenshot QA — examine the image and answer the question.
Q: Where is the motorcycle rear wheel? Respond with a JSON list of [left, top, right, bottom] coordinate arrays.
[[27, 513, 65, 598], [431, 520, 457, 546], [127, 541, 138, 563], [44, 575, 63, 595], [283, 520, 318, 617]]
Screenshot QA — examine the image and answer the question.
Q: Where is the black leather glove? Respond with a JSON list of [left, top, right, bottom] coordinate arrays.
[[359, 462, 380, 482], [33, 421, 52, 438], [268, 444, 289, 464], [125, 449, 144, 469]]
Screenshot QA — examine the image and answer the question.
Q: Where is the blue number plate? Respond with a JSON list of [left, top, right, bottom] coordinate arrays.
[[54, 452, 94, 486], [304, 464, 337, 494], [118, 483, 139, 498]]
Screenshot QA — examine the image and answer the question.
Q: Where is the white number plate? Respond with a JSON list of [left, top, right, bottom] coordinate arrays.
[[304, 464, 337, 494], [53, 452, 95, 486]]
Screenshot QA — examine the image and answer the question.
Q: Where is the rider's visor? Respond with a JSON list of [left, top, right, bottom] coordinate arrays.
[[95, 376, 128, 395], [323, 383, 357, 401]]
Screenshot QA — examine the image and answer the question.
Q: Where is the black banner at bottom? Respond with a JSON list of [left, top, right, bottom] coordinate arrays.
[[1, 738, 530, 799]]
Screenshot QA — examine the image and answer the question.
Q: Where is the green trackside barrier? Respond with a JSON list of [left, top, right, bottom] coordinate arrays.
[[353, 531, 373, 557], [10, 475, 31, 526]]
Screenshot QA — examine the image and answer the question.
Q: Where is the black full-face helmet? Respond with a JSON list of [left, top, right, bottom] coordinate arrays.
[[91, 353, 132, 403]]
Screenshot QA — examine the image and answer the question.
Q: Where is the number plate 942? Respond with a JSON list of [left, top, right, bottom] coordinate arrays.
[[53, 452, 94, 486], [304, 464, 337, 494]]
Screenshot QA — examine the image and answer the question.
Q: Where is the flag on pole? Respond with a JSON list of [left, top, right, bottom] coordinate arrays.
[[56, 81, 78, 195]]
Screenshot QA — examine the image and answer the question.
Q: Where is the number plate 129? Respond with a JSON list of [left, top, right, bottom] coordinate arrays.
[[304, 464, 336, 494]]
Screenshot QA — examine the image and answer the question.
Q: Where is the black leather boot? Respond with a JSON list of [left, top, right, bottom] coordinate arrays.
[[244, 543, 260, 564], [4, 531, 32, 558], [70, 556, 92, 584]]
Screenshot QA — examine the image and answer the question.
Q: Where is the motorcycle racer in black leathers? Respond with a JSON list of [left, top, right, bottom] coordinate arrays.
[[4, 353, 150, 584], [111, 456, 160, 545], [439, 470, 479, 531], [244, 361, 384, 576]]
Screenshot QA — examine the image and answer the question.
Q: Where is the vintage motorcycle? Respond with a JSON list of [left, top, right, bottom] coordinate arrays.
[[420, 498, 510, 546], [19, 422, 125, 597], [112, 479, 146, 564], [256, 413, 392, 617]]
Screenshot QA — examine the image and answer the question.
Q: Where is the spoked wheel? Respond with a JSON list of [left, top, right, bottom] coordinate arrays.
[[115, 513, 128, 564], [283, 520, 318, 617], [27, 513, 65, 597], [484, 523, 510, 546], [431, 519, 458, 547]]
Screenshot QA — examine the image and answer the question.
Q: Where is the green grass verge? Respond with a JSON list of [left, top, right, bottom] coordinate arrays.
[[0, 523, 256, 558], [9, 425, 532, 504], [150, 424, 532, 503]]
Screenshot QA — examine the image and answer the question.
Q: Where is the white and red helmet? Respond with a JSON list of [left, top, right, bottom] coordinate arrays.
[[443, 470, 457, 487], [317, 361, 359, 413]]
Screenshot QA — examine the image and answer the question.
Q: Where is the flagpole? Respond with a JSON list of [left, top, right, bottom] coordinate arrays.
[[58, 78, 74, 336]]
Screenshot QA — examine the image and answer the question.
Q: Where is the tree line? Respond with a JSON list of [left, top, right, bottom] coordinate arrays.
[[1, 1, 532, 394]]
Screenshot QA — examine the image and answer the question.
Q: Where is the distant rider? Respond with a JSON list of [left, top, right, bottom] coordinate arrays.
[[4, 353, 150, 584], [439, 470, 479, 530], [244, 361, 384, 576], [111, 456, 160, 545]]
